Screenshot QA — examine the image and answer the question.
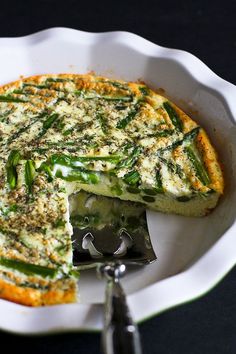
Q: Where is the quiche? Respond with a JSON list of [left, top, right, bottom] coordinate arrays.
[[0, 74, 223, 306]]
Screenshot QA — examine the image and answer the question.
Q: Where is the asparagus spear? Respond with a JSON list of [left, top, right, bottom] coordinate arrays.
[[157, 127, 200, 153], [163, 101, 183, 132], [142, 168, 164, 196], [0, 108, 14, 122], [50, 154, 122, 167], [6, 150, 21, 189], [123, 170, 140, 186], [96, 112, 108, 134], [7, 111, 48, 145], [25, 160, 36, 194], [146, 129, 174, 139], [116, 103, 140, 129], [158, 156, 184, 178], [139, 86, 149, 96], [75, 90, 133, 102], [126, 186, 140, 194], [37, 113, 59, 139], [142, 189, 159, 196], [110, 184, 123, 196], [116, 146, 141, 169], [46, 78, 70, 83], [97, 80, 131, 92], [155, 169, 164, 192], [0, 95, 27, 103], [23, 83, 49, 89], [142, 195, 155, 203], [185, 145, 210, 185], [55, 168, 100, 184], [0, 257, 58, 278], [37, 161, 53, 182]]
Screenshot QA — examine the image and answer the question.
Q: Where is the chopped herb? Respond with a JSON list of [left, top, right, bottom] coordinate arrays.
[[54, 219, 66, 228], [139, 86, 149, 96], [115, 104, 127, 111], [55, 244, 69, 256], [142, 188, 159, 196], [110, 184, 123, 196], [40, 228, 47, 235], [142, 196, 155, 203], [63, 121, 93, 136], [158, 157, 184, 178], [176, 196, 192, 202], [63, 128, 73, 136], [69, 268, 80, 278], [0, 108, 14, 122], [0, 204, 19, 217], [57, 187, 66, 193], [33, 147, 49, 154], [57, 119, 66, 131], [126, 186, 140, 194], [7, 111, 48, 144], [122, 142, 134, 153]]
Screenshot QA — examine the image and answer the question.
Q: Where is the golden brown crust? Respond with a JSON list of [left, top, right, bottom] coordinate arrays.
[[196, 129, 224, 194], [0, 277, 77, 306], [170, 102, 224, 194]]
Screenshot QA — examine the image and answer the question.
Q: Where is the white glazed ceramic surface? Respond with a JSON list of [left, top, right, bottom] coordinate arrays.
[[0, 28, 235, 334]]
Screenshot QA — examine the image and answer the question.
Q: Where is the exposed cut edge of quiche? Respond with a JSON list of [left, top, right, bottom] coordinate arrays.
[[0, 74, 223, 306]]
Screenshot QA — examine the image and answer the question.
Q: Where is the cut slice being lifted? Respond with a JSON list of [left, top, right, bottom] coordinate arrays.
[[0, 74, 224, 306]]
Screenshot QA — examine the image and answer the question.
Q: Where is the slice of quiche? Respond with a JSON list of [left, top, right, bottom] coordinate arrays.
[[0, 74, 223, 306]]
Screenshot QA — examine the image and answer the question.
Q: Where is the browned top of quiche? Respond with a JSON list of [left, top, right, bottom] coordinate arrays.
[[0, 74, 223, 306]]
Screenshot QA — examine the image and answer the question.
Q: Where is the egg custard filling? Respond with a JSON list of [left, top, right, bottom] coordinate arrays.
[[0, 74, 223, 306]]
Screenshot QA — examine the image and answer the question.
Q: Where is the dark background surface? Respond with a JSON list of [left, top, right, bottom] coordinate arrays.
[[0, 0, 236, 353]]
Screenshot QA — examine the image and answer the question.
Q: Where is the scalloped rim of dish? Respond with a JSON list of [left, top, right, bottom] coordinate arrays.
[[0, 27, 235, 334]]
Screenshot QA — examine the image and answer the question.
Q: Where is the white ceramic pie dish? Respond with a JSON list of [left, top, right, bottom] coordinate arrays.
[[0, 27, 236, 334]]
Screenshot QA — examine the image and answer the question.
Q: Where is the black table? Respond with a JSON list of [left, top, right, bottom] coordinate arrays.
[[0, 0, 236, 353]]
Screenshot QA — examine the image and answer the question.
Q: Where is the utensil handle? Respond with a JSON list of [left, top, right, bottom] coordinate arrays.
[[101, 264, 142, 354]]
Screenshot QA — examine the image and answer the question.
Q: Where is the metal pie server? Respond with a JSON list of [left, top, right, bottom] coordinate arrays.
[[72, 211, 157, 354]]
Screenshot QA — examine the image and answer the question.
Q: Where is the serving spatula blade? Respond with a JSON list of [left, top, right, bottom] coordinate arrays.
[[71, 209, 156, 354], [72, 215, 156, 267]]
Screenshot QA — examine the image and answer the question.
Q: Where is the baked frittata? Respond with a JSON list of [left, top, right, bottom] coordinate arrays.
[[0, 74, 223, 306]]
